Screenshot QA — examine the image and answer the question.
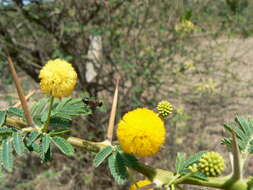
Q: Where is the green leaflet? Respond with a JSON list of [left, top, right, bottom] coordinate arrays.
[[119, 153, 139, 169], [12, 132, 25, 155], [42, 145, 52, 163], [42, 135, 51, 154], [175, 152, 186, 173], [0, 110, 6, 127], [112, 146, 139, 169], [30, 98, 49, 117], [48, 118, 71, 128], [51, 136, 74, 156], [38, 140, 52, 163], [93, 146, 113, 168], [26, 131, 41, 146], [108, 152, 127, 185], [7, 107, 23, 118], [30, 142, 41, 154], [2, 138, 13, 172], [0, 127, 13, 136]]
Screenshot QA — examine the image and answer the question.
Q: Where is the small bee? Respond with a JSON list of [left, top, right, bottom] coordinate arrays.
[[82, 97, 103, 108]]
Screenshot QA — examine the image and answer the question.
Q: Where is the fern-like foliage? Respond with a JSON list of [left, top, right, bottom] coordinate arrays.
[[31, 98, 91, 128], [222, 116, 253, 154], [50, 98, 91, 120], [0, 112, 26, 172], [0, 97, 89, 172]]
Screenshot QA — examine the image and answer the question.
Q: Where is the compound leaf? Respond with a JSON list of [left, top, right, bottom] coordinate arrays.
[[223, 116, 253, 154], [51, 98, 91, 120]]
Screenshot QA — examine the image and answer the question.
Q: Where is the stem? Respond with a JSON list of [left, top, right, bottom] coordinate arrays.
[[174, 172, 195, 184], [66, 137, 108, 153], [7, 56, 34, 127], [181, 175, 231, 189], [42, 96, 54, 133]]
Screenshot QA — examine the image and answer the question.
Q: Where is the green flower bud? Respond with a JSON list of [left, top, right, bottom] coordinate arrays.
[[199, 152, 225, 177], [157, 101, 173, 118]]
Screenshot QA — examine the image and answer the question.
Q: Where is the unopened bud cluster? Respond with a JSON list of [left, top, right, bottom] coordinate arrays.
[[157, 101, 173, 118], [198, 152, 225, 177]]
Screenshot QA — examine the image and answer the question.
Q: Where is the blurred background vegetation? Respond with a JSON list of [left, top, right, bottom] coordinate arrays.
[[0, 0, 253, 189]]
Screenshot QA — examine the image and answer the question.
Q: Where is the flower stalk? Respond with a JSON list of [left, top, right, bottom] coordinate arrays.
[[42, 96, 54, 133]]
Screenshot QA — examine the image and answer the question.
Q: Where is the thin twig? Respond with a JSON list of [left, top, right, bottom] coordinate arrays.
[[13, 90, 35, 108], [7, 56, 33, 127], [107, 78, 119, 142]]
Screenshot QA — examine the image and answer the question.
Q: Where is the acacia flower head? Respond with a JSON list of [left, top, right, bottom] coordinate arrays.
[[117, 108, 166, 157], [157, 100, 173, 118], [39, 59, 77, 98], [199, 152, 225, 177], [130, 180, 153, 190]]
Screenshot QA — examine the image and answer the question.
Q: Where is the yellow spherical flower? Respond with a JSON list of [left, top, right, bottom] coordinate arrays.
[[117, 108, 166, 157], [39, 59, 77, 98], [199, 152, 225, 177], [157, 100, 173, 118], [130, 180, 153, 190]]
